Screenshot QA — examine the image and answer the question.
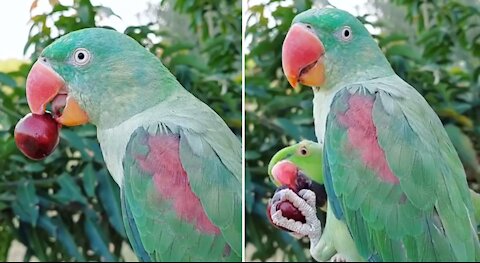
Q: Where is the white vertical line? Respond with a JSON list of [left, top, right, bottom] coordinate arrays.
[[241, 0, 246, 261]]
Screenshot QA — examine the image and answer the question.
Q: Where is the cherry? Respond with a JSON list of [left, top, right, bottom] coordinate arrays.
[[14, 112, 60, 160], [276, 200, 306, 223]]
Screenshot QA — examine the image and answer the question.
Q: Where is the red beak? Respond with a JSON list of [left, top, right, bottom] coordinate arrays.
[[282, 23, 326, 88], [26, 60, 89, 126], [271, 160, 298, 191], [26, 61, 65, 114]]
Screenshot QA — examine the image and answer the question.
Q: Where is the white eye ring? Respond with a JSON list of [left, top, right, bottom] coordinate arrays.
[[299, 146, 308, 156], [340, 26, 352, 41], [73, 48, 91, 66]]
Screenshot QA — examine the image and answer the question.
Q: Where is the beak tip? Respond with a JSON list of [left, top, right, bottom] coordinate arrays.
[[286, 76, 298, 89]]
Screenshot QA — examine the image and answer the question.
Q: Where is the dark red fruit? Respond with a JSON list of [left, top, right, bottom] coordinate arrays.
[[276, 200, 306, 223], [267, 202, 291, 232], [14, 112, 60, 160], [266, 199, 307, 232]]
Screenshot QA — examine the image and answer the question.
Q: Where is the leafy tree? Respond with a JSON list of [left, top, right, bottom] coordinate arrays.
[[0, 0, 241, 261], [245, 0, 480, 261]]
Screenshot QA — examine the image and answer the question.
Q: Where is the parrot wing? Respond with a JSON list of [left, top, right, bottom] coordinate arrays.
[[323, 77, 480, 261], [120, 98, 241, 261]]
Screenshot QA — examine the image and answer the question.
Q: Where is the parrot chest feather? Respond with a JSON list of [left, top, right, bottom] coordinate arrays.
[[136, 133, 221, 234], [97, 95, 183, 187], [313, 89, 336, 145]]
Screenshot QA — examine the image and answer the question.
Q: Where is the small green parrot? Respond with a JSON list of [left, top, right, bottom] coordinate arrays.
[[268, 141, 480, 262], [267, 140, 362, 262], [25, 28, 241, 261], [281, 8, 480, 261]]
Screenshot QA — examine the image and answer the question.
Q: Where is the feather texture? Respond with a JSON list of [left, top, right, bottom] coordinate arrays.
[[97, 91, 241, 262], [324, 76, 480, 261]]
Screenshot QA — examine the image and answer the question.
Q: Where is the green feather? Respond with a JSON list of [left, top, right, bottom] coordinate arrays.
[[122, 126, 240, 262], [324, 81, 480, 261]]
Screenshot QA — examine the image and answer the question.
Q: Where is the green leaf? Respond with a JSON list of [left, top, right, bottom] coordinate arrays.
[[245, 169, 254, 213], [22, 224, 48, 261], [12, 181, 39, 226], [82, 163, 97, 198], [0, 73, 17, 87], [170, 54, 209, 72], [77, 0, 94, 25], [23, 163, 45, 173], [245, 84, 269, 98], [95, 6, 120, 19], [0, 202, 8, 211], [0, 111, 12, 132], [379, 33, 408, 47], [162, 41, 195, 57], [60, 129, 91, 159], [51, 3, 69, 13], [97, 170, 125, 237], [83, 210, 116, 261], [272, 118, 303, 140], [0, 224, 13, 261], [385, 44, 421, 61], [54, 173, 88, 205], [245, 150, 261, 160], [60, 129, 86, 150], [38, 215, 86, 261]]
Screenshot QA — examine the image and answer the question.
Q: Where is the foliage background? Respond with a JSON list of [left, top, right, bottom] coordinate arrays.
[[245, 0, 480, 261], [0, 0, 241, 261]]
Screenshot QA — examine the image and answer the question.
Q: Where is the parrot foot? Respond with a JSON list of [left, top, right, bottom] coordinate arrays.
[[269, 188, 321, 241], [329, 254, 348, 262]]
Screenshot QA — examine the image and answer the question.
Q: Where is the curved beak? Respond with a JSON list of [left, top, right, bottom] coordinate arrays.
[[282, 23, 325, 88], [270, 160, 298, 190], [26, 60, 89, 126]]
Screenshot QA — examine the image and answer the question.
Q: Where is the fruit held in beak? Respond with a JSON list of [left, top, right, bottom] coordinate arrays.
[[26, 60, 89, 126], [282, 23, 325, 88], [14, 112, 60, 160]]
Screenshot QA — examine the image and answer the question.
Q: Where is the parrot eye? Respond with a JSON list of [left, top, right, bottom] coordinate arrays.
[[72, 48, 91, 66], [299, 146, 308, 156], [338, 26, 352, 41]]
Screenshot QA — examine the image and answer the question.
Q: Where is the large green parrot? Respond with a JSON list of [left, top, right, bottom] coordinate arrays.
[[268, 141, 480, 262], [279, 8, 480, 261], [24, 28, 241, 262]]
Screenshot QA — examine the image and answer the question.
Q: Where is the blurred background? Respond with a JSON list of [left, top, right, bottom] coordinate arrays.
[[0, 0, 240, 261], [245, 0, 480, 261]]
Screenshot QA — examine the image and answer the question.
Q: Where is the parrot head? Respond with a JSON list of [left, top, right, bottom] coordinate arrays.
[[25, 28, 177, 128], [268, 140, 327, 210], [282, 8, 393, 89]]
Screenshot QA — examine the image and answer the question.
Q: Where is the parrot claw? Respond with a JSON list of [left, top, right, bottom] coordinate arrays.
[[269, 188, 321, 239], [329, 254, 349, 262], [298, 189, 316, 208]]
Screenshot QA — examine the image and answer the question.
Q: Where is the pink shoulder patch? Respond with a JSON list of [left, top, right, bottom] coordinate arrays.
[[137, 134, 220, 235], [338, 94, 399, 184]]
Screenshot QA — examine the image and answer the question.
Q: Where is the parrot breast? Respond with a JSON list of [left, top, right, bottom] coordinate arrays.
[[137, 134, 220, 235]]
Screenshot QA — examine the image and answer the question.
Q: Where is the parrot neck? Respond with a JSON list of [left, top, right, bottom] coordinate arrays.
[[321, 45, 395, 92], [91, 66, 186, 130]]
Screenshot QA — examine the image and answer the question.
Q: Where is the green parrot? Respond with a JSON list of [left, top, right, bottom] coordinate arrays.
[[268, 140, 480, 262], [267, 140, 362, 262], [25, 28, 241, 261], [280, 8, 480, 261]]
